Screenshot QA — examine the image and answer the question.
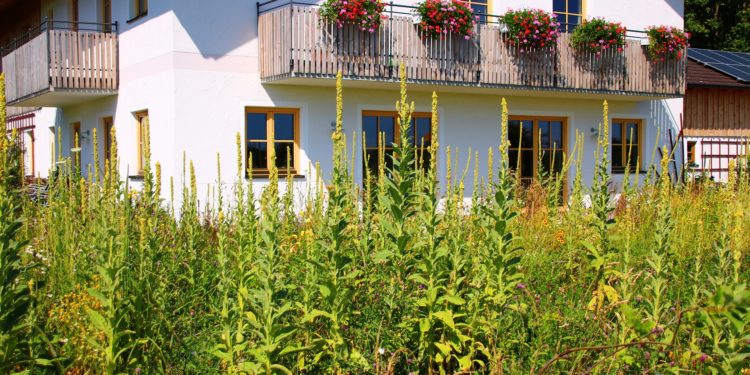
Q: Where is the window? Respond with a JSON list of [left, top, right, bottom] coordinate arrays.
[[508, 116, 566, 186], [135, 111, 148, 175], [71, 122, 81, 169], [245, 108, 300, 176], [70, 0, 79, 31], [102, 0, 112, 31], [466, 0, 489, 23], [130, 0, 148, 21], [611, 119, 641, 173], [103, 117, 114, 164], [362, 112, 432, 180], [553, 0, 583, 32], [687, 141, 697, 165]]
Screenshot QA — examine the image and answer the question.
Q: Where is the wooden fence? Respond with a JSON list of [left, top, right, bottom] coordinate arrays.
[[259, 5, 686, 96], [2, 28, 118, 104]]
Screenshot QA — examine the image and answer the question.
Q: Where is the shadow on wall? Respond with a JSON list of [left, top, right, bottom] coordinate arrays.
[[664, 0, 685, 20], [119, 0, 256, 59], [647, 99, 684, 177]]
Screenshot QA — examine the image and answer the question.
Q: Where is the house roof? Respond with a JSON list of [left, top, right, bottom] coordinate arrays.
[[687, 48, 750, 88]]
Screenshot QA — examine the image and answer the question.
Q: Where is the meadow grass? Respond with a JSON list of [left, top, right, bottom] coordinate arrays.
[[0, 70, 749, 374]]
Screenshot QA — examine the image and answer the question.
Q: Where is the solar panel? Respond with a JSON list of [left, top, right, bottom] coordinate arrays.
[[689, 48, 750, 83]]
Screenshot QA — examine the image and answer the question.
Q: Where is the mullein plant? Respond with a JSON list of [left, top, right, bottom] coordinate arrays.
[[478, 98, 524, 368], [301, 71, 366, 371]]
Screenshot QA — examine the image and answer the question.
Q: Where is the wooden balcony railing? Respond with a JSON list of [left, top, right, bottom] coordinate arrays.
[[1, 20, 118, 106], [258, 3, 685, 97]]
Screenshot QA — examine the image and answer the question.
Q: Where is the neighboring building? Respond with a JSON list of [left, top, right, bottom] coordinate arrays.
[[683, 48, 750, 182], [2, 0, 686, 206]]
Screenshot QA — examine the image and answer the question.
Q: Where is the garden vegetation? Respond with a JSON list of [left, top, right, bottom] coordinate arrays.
[[1, 70, 749, 374]]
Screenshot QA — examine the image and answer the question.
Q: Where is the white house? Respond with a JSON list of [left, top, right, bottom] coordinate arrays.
[[1, 0, 686, 207]]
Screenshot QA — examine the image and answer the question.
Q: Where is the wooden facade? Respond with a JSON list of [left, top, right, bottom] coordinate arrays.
[[258, 4, 686, 97], [684, 60, 750, 137], [2, 25, 118, 106]]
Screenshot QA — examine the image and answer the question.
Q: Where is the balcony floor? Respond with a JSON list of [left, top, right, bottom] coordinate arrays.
[[263, 75, 682, 102], [8, 88, 117, 108]]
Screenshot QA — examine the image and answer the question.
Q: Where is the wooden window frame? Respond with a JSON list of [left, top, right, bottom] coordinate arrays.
[[466, 0, 490, 23], [611, 118, 643, 174], [103, 116, 113, 164], [71, 122, 81, 170], [134, 111, 148, 176], [70, 0, 79, 31], [361, 111, 433, 179], [686, 141, 697, 165], [553, 0, 585, 30], [128, 0, 148, 23], [101, 0, 112, 31], [508, 115, 568, 183], [245, 107, 300, 178]]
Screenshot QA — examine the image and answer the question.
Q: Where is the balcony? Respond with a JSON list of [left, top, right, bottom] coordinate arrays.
[[1, 21, 118, 107], [258, 2, 685, 98]]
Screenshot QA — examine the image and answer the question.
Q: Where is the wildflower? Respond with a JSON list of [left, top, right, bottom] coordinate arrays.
[[378, 347, 385, 355], [699, 353, 709, 363], [516, 283, 526, 290]]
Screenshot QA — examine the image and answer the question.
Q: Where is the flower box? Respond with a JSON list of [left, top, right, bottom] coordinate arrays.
[[570, 18, 627, 57], [645, 26, 689, 61], [415, 0, 476, 40], [319, 0, 387, 33], [501, 8, 560, 52]]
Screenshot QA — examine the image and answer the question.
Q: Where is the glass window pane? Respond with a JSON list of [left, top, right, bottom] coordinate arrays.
[[539, 121, 551, 149], [626, 123, 639, 145], [568, 0, 581, 14], [509, 120, 522, 149], [379, 116, 396, 146], [612, 145, 623, 168], [274, 113, 295, 141], [521, 121, 533, 148], [568, 15, 581, 26], [275, 143, 294, 169], [363, 116, 378, 148], [611, 123, 622, 145], [628, 147, 639, 169], [521, 150, 534, 178], [553, 151, 564, 173], [550, 121, 564, 150], [509, 150, 519, 171], [247, 112, 267, 140], [416, 117, 431, 148], [247, 142, 267, 169], [365, 150, 379, 177], [383, 149, 395, 173], [553, 0, 566, 12]]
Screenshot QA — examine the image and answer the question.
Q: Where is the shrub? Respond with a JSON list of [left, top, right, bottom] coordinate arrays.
[[415, 0, 476, 40], [645, 25, 689, 61], [319, 0, 387, 33], [570, 18, 627, 56], [501, 8, 560, 51]]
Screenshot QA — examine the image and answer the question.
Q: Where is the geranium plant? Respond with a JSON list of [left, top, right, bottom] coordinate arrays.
[[501, 8, 560, 51], [319, 0, 387, 33], [570, 18, 627, 56], [415, 0, 476, 40], [645, 26, 689, 61]]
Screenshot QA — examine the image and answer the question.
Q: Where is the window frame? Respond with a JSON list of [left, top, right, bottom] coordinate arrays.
[[71, 122, 81, 169], [244, 107, 301, 178], [361, 110, 433, 180], [553, 0, 585, 31], [134, 110, 148, 176], [128, 0, 148, 23], [101, 0, 112, 31], [102, 116, 114, 164], [466, 0, 490, 23], [686, 141, 697, 165], [507, 115, 568, 185], [610, 118, 643, 174]]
